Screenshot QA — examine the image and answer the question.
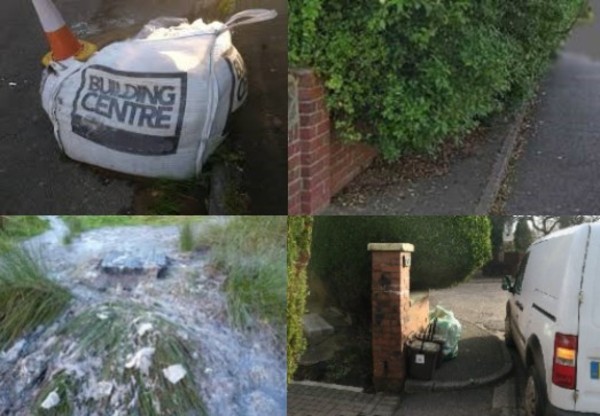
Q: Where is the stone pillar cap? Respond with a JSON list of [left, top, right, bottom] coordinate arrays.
[[367, 243, 414, 252]]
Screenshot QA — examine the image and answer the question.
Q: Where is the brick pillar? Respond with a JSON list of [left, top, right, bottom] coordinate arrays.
[[368, 243, 414, 392], [288, 68, 332, 214]]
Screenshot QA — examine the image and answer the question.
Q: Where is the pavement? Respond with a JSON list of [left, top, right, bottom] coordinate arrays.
[[404, 321, 511, 392], [504, 0, 600, 213], [324, 98, 527, 215], [0, 0, 286, 214], [287, 278, 524, 416], [288, 382, 401, 416]]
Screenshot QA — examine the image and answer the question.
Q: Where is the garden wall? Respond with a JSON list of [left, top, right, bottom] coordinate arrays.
[[288, 69, 377, 214]]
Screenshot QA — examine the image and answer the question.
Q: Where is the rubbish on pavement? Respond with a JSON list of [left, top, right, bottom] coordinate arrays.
[[37, 4, 277, 178], [416, 317, 445, 368], [430, 305, 462, 360]]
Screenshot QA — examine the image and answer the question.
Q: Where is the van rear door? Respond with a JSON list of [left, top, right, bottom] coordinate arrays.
[[575, 225, 600, 413]]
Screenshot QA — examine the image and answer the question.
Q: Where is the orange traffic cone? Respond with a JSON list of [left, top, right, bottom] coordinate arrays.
[[31, 0, 97, 66]]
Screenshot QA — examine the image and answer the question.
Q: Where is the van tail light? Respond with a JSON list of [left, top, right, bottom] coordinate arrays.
[[552, 333, 578, 389]]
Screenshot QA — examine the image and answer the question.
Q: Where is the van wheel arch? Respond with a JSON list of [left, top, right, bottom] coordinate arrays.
[[525, 336, 549, 416], [525, 336, 546, 378], [505, 304, 515, 347]]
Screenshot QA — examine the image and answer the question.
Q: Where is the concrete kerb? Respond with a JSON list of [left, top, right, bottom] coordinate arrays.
[[291, 380, 364, 393], [404, 323, 514, 393], [475, 101, 531, 214]]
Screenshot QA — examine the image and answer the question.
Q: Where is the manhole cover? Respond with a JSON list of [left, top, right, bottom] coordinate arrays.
[[94, 251, 172, 290]]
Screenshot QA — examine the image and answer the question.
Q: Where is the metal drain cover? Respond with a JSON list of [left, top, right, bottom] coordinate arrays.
[[99, 250, 171, 278]]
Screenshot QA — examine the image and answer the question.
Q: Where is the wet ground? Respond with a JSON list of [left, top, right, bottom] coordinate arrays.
[[0, 217, 286, 415], [0, 0, 286, 214]]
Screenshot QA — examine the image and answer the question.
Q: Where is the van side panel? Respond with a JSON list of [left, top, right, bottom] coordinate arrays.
[[526, 227, 588, 411], [575, 225, 600, 413]]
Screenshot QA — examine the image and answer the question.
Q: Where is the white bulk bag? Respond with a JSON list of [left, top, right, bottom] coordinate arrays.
[[40, 9, 277, 179]]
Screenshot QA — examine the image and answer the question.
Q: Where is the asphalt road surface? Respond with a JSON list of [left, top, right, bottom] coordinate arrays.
[[0, 0, 286, 214], [399, 277, 525, 416], [505, 2, 600, 213]]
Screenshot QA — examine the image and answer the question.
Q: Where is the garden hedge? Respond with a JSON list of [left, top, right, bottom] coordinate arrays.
[[289, 0, 584, 159], [287, 216, 313, 382], [309, 216, 491, 320]]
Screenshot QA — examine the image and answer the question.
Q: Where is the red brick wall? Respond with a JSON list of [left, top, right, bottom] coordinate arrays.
[[288, 69, 377, 214], [330, 141, 378, 196], [406, 295, 430, 339], [369, 244, 429, 392]]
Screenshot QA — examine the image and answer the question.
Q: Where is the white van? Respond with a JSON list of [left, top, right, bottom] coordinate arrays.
[[502, 224, 600, 416]]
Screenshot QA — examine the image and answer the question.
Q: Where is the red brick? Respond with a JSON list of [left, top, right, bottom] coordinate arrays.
[[288, 178, 302, 197], [299, 101, 316, 114], [288, 152, 300, 167], [288, 142, 301, 158], [299, 126, 317, 141], [288, 166, 301, 183], [315, 119, 331, 135], [288, 200, 302, 215], [300, 111, 326, 127], [294, 70, 319, 88], [298, 86, 324, 102], [300, 145, 329, 166]]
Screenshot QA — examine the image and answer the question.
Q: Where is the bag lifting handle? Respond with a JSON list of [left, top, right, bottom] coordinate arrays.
[[221, 9, 277, 32]]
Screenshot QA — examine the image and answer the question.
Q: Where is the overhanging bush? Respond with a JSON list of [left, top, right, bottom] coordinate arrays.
[[287, 217, 313, 383], [289, 0, 584, 159], [309, 216, 491, 320]]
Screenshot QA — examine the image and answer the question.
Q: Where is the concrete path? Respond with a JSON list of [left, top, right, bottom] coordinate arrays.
[[505, 1, 600, 213], [325, 111, 519, 215]]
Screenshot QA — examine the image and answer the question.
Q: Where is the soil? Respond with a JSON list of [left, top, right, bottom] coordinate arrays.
[[294, 326, 373, 390]]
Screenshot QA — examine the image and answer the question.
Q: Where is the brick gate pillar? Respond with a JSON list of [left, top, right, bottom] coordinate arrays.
[[368, 243, 414, 392]]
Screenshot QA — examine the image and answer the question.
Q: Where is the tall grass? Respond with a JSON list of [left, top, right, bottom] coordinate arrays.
[[0, 246, 71, 350], [197, 217, 287, 331], [47, 303, 206, 415], [179, 221, 195, 252], [0, 216, 49, 240]]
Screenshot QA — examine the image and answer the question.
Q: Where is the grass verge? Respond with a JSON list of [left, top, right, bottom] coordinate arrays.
[[197, 217, 286, 333], [0, 246, 71, 350]]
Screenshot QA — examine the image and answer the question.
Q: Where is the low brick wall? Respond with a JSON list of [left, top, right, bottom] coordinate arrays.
[[406, 293, 430, 339], [288, 69, 377, 214]]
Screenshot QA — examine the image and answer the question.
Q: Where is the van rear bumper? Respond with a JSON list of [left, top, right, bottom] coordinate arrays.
[[548, 404, 599, 416]]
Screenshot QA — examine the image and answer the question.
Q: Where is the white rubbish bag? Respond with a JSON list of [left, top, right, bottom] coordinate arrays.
[[430, 305, 462, 360], [40, 9, 277, 179]]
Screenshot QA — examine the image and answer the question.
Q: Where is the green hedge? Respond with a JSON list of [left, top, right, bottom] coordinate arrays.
[[309, 216, 491, 320], [289, 0, 584, 159], [287, 217, 313, 383]]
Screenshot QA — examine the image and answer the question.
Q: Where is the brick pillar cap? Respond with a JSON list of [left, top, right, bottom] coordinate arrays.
[[367, 243, 414, 252]]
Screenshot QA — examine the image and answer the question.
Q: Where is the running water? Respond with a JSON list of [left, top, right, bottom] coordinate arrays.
[[0, 217, 285, 415]]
